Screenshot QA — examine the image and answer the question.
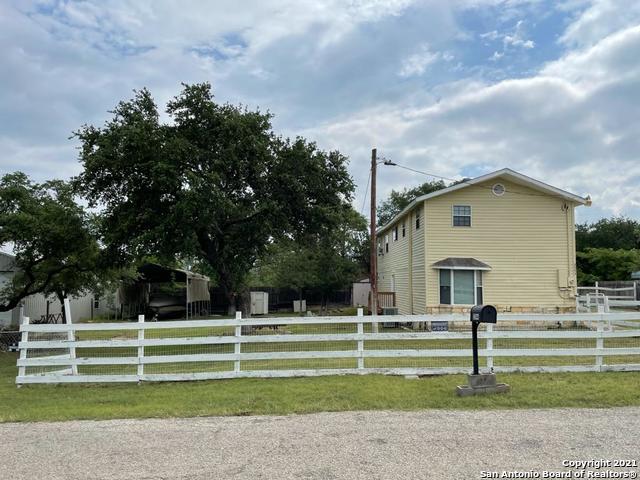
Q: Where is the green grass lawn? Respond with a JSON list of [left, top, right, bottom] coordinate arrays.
[[2, 351, 640, 423]]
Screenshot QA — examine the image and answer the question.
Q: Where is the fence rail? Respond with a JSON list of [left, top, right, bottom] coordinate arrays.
[[15, 309, 640, 385], [577, 284, 640, 311]]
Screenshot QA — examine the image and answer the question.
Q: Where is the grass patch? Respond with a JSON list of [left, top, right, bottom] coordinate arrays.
[[2, 352, 640, 423]]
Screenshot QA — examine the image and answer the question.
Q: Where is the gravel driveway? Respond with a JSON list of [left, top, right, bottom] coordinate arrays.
[[2, 408, 639, 480]]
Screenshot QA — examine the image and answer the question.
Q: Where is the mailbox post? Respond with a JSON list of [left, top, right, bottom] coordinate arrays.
[[456, 305, 510, 397], [470, 305, 496, 375]]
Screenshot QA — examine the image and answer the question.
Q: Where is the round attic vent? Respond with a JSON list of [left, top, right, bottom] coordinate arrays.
[[492, 183, 505, 196]]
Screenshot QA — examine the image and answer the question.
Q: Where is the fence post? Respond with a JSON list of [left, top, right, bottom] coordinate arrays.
[[63, 298, 78, 376], [595, 281, 599, 297], [138, 314, 145, 382], [357, 307, 364, 370], [17, 315, 30, 387], [486, 323, 494, 372], [234, 311, 242, 375], [595, 319, 604, 372]]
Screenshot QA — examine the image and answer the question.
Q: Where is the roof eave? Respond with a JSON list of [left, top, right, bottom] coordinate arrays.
[[376, 168, 589, 234]]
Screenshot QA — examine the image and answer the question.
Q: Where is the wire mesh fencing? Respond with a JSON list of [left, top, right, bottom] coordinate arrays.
[[15, 310, 640, 384]]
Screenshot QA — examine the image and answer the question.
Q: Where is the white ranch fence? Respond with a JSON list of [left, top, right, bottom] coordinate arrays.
[[577, 282, 640, 312], [16, 307, 640, 385]]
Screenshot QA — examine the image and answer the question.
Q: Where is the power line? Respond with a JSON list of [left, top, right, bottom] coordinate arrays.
[[360, 169, 371, 215], [391, 162, 550, 198]]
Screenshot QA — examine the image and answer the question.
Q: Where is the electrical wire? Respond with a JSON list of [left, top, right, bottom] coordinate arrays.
[[391, 162, 552, 198], [360, 169, 371, 215]]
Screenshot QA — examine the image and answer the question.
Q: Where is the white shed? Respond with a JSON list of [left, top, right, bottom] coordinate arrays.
[[352, 278, 371, 308]]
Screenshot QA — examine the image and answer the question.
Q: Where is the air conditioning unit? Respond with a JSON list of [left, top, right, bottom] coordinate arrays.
[[381, 307, 399, 327]]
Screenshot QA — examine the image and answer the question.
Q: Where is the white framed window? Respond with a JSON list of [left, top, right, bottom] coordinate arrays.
[[452, 205, 471, 227], [385, 234, 389, 253], [402, 222, 406, 238], [492, 183, 506, 196], [393, 226, 398, 241], [439, 269, 483, 305], [415, 210, 421, 229]]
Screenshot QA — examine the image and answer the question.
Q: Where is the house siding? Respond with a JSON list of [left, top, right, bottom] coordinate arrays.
[[377, 206, 426, 315], [424, 178, 578, 312], [412, 204, 426, 314]]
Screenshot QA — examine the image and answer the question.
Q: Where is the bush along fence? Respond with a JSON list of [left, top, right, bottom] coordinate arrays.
[[15, 304, 640, 385]]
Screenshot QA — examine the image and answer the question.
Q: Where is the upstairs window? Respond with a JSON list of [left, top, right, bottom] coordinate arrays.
[[416, 210, 421, 229], [452, 205, 471, 227], [385, 235, 389, 253], [393, 226, 398, 241], [402, 222, 406, 238]]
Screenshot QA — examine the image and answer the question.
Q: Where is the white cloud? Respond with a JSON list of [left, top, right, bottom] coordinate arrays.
[[559, 0, 640, 48], [479, 19, 536, 62], [480, 30, 500, 41], [2, 0, 640, 225], [304, 23, 640, 221], [398, 44, 440, 77]]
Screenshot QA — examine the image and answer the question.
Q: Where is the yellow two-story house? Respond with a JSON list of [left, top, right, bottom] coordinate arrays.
[[376, 168, 590, 314]]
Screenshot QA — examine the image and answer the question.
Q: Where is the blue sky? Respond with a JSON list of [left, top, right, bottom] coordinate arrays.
[[2, 0, 640, 222]]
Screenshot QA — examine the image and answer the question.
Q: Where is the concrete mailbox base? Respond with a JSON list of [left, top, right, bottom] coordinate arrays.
[[456, 373, 510, 397]]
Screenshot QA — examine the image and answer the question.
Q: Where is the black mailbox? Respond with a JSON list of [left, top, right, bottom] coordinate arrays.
[[469, 304, 497, 375], [470, 305, 497, 324]]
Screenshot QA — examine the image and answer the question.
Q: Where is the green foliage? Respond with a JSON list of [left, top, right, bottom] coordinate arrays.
[[0, 173, 110, 311], [575, 217, 640, 283], [576, 217, 640, 251], [577, 248, 640, 284], [377, 180, 448, 226], [253, 208, 368, 309], [74, 84, 355, 310]]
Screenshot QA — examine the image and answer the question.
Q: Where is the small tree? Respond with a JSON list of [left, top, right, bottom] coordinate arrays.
[[263, 241, 319, 310], [0, 173, 106, 313], [261, 208, 367, 313], [378, 180, 448, 226]]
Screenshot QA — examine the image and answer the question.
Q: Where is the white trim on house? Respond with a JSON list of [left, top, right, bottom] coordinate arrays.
[[433, 265, 491, 271], [439, 268, 484, 305], [452, 204, 472, 227], [377, 168, 590, 234]]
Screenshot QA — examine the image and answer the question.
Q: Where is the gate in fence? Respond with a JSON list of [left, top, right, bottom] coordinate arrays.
[[577, 283, 640, 311], [15, 307, 640, 385]]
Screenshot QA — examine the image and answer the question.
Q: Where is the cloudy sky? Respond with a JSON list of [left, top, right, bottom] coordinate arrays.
[[2, 0, 640, 222]]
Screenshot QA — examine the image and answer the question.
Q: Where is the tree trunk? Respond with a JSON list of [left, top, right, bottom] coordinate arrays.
[[225, 290, 237, 316], [239, 289, 251, 317], [218, 271, 237, 316], [56, 291, 66, 324]]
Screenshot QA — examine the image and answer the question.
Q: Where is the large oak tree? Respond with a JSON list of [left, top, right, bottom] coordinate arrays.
[[74, 83, 355, 312]]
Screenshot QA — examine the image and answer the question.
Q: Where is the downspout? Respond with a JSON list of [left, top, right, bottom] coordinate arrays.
[[561, 201, 576, 302]]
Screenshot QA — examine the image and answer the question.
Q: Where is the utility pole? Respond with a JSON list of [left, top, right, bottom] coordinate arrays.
[[370, 148, 378, 323]]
